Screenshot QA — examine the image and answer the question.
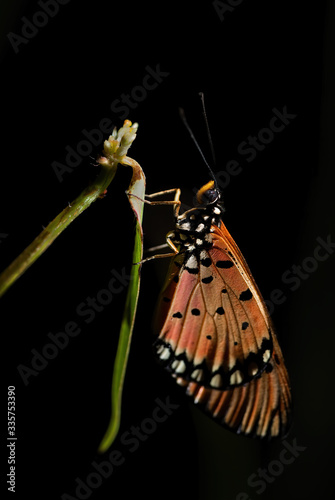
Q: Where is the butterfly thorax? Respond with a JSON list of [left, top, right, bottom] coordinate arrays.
[[168, 202, 224, 273]]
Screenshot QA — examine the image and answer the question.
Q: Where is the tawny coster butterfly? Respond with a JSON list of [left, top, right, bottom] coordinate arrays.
[[145, 96, 291, 438]]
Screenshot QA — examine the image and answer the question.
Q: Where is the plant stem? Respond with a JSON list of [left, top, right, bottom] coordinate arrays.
[[0, 166, 115, 298], [0, 120, 138, 298]]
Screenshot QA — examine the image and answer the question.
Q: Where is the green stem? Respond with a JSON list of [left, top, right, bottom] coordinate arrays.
[[0, 165, 117, 298], [0, 120, 139, 298]]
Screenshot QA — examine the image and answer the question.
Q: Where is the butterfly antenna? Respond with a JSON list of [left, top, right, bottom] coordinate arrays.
[[179, 107, 218, 187], [199, 92, 217, 167]]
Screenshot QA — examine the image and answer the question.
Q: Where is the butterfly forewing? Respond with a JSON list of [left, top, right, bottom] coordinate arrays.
[[154, 220, 273, 390]]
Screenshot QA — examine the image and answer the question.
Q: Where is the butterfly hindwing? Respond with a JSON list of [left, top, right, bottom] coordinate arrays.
[[181, 334, 291, 439]]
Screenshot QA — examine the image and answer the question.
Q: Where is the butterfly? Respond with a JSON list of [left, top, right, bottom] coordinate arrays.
[[149, 105, 291, 439]]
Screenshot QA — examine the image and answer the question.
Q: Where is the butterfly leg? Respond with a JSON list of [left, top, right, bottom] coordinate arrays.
[[127, 188, 181, 217], [135, 232, 179, 265], [127, 188, 181, 265]]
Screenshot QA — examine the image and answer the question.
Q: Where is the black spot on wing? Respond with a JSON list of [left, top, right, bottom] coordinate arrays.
[[200, 257, 212, 267], [202, 276, 213, 284], [216, 260, 234, 269], [191, 308, 201, 316], [172, 312, 182, 318], [241, 321, 249, 330], [216, 307, 225, 315], [185, 266, 199, 274], [239, 288, 253, 301]]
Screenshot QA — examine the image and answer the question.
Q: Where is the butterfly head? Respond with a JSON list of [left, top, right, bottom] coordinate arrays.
[[196, 180, 221, 206]]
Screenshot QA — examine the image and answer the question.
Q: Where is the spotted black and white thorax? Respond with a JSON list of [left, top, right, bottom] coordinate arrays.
[[169, 202, 224, 272]]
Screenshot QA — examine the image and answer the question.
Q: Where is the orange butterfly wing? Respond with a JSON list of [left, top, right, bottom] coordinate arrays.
[[153, 219, 291, 438]]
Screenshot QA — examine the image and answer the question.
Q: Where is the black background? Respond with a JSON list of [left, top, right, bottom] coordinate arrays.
[[2, 1, 335, 499]]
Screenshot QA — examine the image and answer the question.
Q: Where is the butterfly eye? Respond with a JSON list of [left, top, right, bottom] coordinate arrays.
[[196, 180, 220, 205]]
